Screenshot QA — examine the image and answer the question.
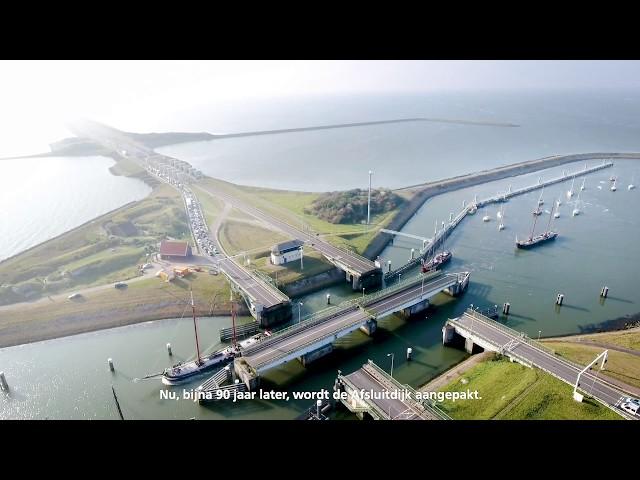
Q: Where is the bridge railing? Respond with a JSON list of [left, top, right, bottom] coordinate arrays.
[[365, 360, 451, 420], [463, 309, 558, 357]]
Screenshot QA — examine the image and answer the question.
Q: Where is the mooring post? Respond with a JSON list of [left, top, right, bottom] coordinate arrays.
[[600, 286, 609, 298], [0, 372, 8, 392], [108, 358, 115, 372], [556, 293, 564, 306], [502, 302, 510, 315], [166, 343, 173, 356]]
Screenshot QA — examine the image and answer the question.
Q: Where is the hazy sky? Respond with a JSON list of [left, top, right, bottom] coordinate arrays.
[[1, 60, 639, 156]]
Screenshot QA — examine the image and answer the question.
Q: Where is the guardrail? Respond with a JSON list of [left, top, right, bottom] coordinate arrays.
[[365, 360, 451, 420]]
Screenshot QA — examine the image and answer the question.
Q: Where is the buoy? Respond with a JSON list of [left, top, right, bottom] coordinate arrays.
[[326, 293, 331, 305], [0, 371, 8, 391], [108, 358, 114, 372], [166, 343, 173, 356], [502, 302, 510, 315], [601, 286, 609, 298], [556, 294, 564, 306], [406, 347, 413, 361]]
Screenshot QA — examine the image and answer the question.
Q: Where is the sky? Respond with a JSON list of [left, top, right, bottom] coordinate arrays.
[[1, 60, 640, 157]]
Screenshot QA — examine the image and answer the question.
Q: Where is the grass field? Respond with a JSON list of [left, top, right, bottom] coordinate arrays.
[[0, 184, 191, 305], [0, 273, 243, 348], [196, 178, 401, 255], [544, 342, 640, 389], [437, 355, 622, 420]]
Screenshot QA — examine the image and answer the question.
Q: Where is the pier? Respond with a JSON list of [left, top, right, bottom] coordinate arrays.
[[334, 360, 450, 420], [384, 161, 614, 282]]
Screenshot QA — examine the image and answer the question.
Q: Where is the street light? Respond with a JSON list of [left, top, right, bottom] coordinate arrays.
[[398, 273, 402, 284], [538, 330, 542, 341], [362, 287, 365, 300], [367, 170, 373, 225], [298, 302, 303, 323], [387, 352, 394, 378], [421, 274, 425, 296]]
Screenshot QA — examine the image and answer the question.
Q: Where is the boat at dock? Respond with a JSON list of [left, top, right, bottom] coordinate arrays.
[[516, 198, 558, 249], [421, 250, 452, 272], [162, 291, 239, 385]]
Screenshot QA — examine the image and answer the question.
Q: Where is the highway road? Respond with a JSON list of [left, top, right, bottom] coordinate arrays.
[[242, 273, 459, 371], [455, 312, 635, 418]]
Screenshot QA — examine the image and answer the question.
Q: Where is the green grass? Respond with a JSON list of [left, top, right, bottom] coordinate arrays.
[[437, 355, 622, 420], [196, 178, 401, 255], [251, 249, 335, 287], [0, 184, 190, 305], [218, 217, 289, 257], [0, 272, 243, 348], [545, 342, 640, 389]]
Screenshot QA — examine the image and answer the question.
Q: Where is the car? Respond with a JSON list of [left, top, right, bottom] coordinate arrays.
[[114, 282, 128, 289], [625, 397, 640, 407], [67, 293, 81, 300], [620, 402, 640, 416]]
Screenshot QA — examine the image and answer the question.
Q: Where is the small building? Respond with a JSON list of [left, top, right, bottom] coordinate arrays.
[[270, 239, 304, 265], [159, 240, 192, 260]]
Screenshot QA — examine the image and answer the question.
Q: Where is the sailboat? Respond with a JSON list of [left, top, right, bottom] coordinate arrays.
[[611, 178, 617, 191], [629, 173, 636, 190], [572, 189, 581, 216], [161, 290, 238, 385], [554, 199, 561, 218], [538, 187, 545, 206], [567, 177, 575, 198], [498, 205, 505, 230], [482, 214, 491, 222], [516, 199, 558, 249], [580, 177, 586, 191]]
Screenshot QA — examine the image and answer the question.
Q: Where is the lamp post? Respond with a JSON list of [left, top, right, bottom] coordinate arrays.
[[367, 170, 373, 225], [298, 302, 303, 324], [387, 352, 394, 378], [398, 273, 402, 284], [538, 330, 542, 341], [421, 274, 425, 296], [362, 287, 365, 300]]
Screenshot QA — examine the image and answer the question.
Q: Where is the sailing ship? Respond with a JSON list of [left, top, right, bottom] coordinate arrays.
[[421, 250, 452, 273], [611, 178, 617, 191], [567, 177, 575, 198], [498, 205, 505, 230], [538, 187, 545, 206], [580, 177, 586, 191], [629, 173, 636, 190], [554, 199, 561, 218], [516, 198, 558, 249], [161, 291, 238, 385], [572, 189, 582, 216]]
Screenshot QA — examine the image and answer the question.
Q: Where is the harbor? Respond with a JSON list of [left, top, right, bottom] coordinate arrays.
[[1, 157, 639, 419]]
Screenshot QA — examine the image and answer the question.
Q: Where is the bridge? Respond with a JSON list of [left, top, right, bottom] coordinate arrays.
[[384, 160, 614, 282], [334, 360, 450, 420], [443, 308, 636, 420], [232, 270, 470, 389]]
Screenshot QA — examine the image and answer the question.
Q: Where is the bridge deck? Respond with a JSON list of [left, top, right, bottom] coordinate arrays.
[[448, 310, 634, 419], [241, 272, 462, 372], [341, 361, 449, 420]]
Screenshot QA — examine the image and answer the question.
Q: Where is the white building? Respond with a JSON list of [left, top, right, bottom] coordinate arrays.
[[270, 239, 304, 265]]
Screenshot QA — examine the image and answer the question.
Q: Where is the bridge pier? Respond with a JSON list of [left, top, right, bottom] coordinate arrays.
[[233, 358, 260, 391], [351, 269, 383, 291], [254, 301, 293, 328], [298, 344, 334, 367], [465, 337, 476, 354], [400, 298, 429, 318], [359, 318, 378, 336]]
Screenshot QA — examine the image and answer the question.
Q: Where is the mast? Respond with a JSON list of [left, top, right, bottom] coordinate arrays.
[[546, 201, 555, 231], [191, 288, 202, 365], [529, 211, 539, 240], [231, 300, 237, 348]]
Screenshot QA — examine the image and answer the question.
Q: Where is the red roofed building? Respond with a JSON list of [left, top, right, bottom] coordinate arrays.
[[159, 240, 192, 260]]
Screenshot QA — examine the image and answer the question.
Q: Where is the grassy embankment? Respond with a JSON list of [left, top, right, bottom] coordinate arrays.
[[193, 179, 409, 287], [542, 330, 640, 390], [0, 184, 191, 306], [0, 273, 239, 348], [435, 354, 622, 420]]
